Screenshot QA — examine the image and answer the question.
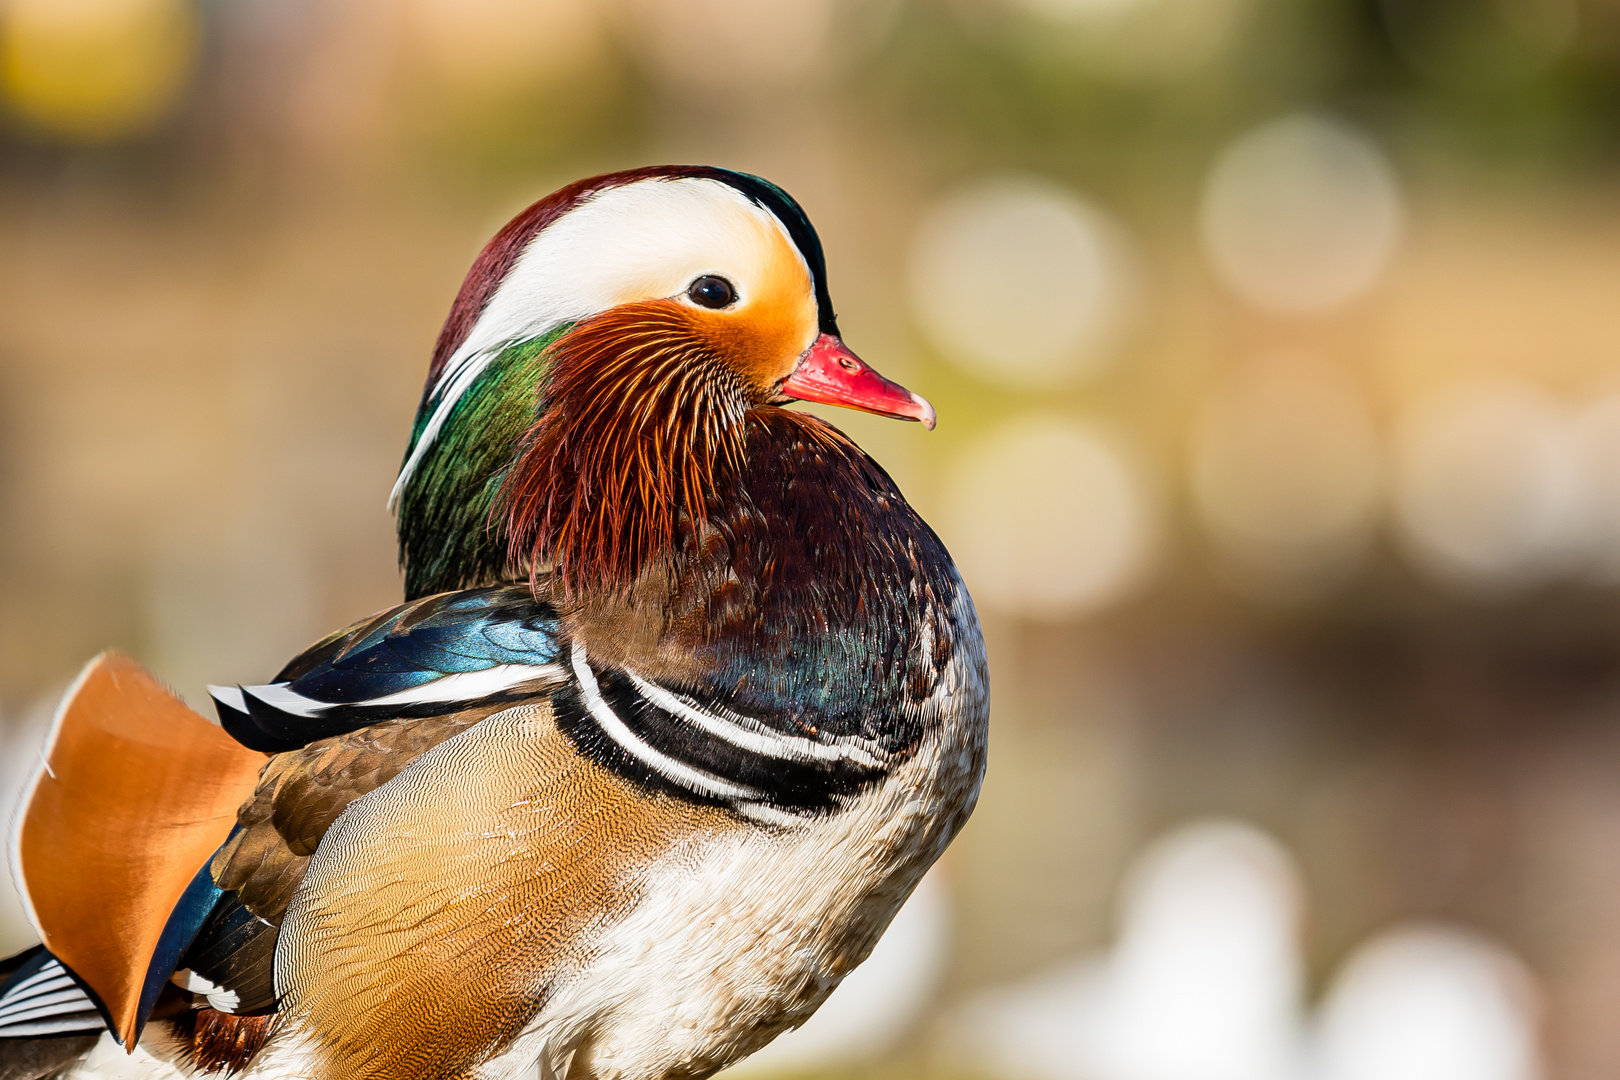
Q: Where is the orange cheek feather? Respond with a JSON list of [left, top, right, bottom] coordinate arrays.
[[686, 251, 817, 396]]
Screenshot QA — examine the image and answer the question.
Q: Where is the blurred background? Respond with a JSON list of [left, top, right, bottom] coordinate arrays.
[[3, 0, 1620, 1077]]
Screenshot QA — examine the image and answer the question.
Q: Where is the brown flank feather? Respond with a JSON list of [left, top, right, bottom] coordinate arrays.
[[169, 1009, 276, 1075], [501, 301, 752, 595]]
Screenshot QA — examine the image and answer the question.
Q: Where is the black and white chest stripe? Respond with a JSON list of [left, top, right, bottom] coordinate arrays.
[[555, 643, 890, 823], [212, 627, 891, 824]]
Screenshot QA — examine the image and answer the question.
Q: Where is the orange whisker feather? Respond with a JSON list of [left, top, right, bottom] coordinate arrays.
[[500, 301, 750, 595]]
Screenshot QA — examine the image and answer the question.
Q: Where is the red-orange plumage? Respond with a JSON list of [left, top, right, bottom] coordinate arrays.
[[500, 301, 752, 595]]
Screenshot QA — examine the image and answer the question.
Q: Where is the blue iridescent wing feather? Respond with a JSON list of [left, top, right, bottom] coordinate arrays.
[[212, 585, 563, 752]]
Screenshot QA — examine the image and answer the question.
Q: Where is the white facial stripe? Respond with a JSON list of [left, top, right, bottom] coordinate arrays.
[[389, 348, 502, 509], [389, 176, 816, 509], [569, 643, 763, 803], [624, 669, 883, 768], [459, 178, 806, 364]]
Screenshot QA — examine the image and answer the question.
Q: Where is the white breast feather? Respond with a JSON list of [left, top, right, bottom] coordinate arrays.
[[481, 585, 989, 1080]]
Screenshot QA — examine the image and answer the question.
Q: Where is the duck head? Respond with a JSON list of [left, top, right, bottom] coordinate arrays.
[[393, 166, 933, 600]]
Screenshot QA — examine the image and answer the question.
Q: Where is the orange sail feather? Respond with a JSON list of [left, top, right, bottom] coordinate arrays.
[[12, 652, 267, 1050]]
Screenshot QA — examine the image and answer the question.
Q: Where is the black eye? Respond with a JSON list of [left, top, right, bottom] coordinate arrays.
[[687, 275, 736, 309]]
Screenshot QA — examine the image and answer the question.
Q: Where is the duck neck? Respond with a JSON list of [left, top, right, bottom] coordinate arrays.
[[395, 332, 561, 600], [573, 409, 962, 751]]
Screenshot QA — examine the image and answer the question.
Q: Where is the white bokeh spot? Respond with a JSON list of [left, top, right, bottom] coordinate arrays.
[[909, 176, 1139, 389], [1393, 380, 1584, 590], [1200, 114, 1403, 315], [1313, 925, 1543, 1080]]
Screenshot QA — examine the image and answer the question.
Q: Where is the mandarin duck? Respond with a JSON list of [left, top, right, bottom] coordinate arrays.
[[0, 166, 988, 1080]]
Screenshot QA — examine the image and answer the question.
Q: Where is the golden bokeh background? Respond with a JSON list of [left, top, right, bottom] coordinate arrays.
[[6, 0, 1620, 1077]]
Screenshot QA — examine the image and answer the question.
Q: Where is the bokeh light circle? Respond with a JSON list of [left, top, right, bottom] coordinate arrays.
[[1393, 380, 1583, 590], [944, 416, 1156, 620], [1314, 925, 1542, 1080], [1103, 820, 1304, 1080], [1002, 0, 1255, 82], [1200, 114, 1404, 315], [1191, 354, 1382, 592], [908, 176, 1139, 389], [0, 0, 197, 142]]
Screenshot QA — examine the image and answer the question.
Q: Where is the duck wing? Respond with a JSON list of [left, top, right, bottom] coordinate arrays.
[[208, 584, 565, 754]]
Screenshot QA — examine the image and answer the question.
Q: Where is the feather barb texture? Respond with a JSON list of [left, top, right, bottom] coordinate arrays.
[[14, 652, 268, 1049], [501, 301, 749, 594]]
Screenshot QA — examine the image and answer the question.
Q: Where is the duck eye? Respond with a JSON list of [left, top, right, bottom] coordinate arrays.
[[687, 275, 736, 309]]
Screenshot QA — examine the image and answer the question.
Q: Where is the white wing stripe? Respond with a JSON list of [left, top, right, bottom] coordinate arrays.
[[2, 963, 71, 998], [624, 671, 883, 768], [361, 663, 564, 706], [207, 684, 248, 714], [0, 995, 99, 1025], [0, 986, 86, 1019], [0, 1016, 104, 1037], [216, 662, 565, 720], [570, 644, 762, 803], [0, 979, 77, 1012], [0, 981, 75, 1012], [177, 970, 242, 1015], [238, 682, 329, 718]]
